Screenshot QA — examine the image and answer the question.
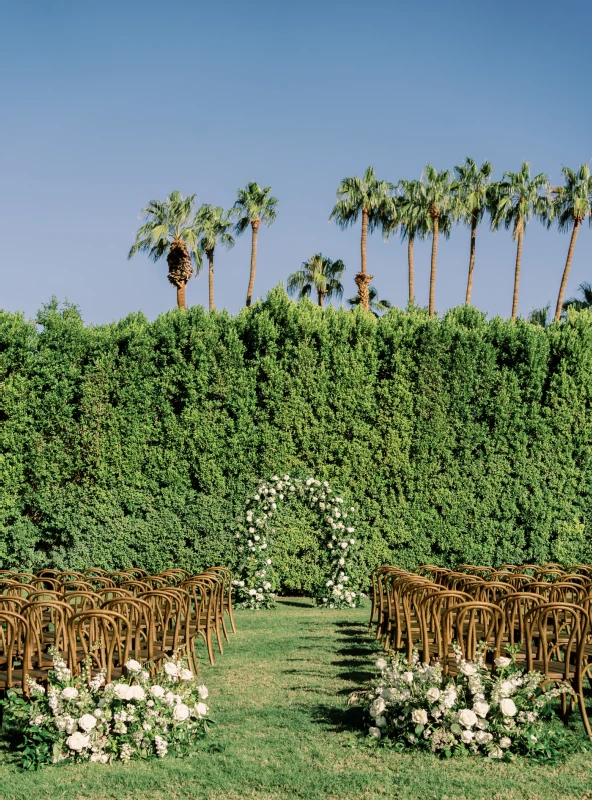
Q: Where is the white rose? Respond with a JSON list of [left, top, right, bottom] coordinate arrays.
[[130, 685, 146, 701], [150, 685, 165, 698], [458, 709, 478, 728], [475, 730, 493, 745], [339, 558, 345, 566], [179, 669, 194, 681], [371, 697, 386, 716], [473, 700, 489, 718], [495, 657, 512, 669], [125, 659, 142, 672], [248, 588, 257, 596], [113, 684, 132, 700], [375, 715, 387, 728], [61, 687, 79, 700], [426, 687, 441, 703], [340, 542, 348, 549], [461, 729, 474, 743], [402, 672, 414, 684], [489, 745, 504, 759], [197, 685, 209, 699], [375, 658, 387, 671], [499, 680, 515, 697], [66, 731, 91, 751], [173, 703, 190, 721], [93, 708, 102, 718], [368, 726, 381, 740], [411, 709, 428, 725], [499, 736, 512, 748], [78, 714, 97, 733], [195, 702, 208, 717], [460, 662, 477, 676], [499, 698, 517, 717]]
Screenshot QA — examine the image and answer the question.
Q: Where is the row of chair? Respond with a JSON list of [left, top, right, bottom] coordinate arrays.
[[0, 566, 236, 691], [369, 565, 592, 736]]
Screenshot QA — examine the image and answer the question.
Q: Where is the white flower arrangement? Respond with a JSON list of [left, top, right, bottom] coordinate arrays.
[[234, 474, 360, 609], [364, 646, 573, 760], [4, 649, 210, 768]]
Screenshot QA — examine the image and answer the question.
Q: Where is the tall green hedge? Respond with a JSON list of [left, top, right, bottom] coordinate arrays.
[[1, 289, 591, 586]]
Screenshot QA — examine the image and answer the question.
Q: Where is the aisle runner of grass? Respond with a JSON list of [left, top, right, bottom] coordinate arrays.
[[1, 598, 591, 800]]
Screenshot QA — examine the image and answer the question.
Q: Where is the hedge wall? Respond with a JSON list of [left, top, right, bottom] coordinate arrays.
[[1, 288, 591, 586]]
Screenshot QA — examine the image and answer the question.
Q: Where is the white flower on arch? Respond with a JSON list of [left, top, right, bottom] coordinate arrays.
[[237, 474, 358, 609]]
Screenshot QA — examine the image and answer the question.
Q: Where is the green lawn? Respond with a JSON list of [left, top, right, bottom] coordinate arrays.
[[1, 598, 591, 800]]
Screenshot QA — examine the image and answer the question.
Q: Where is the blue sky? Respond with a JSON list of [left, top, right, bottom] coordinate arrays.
[[1, 0, 591, 324]]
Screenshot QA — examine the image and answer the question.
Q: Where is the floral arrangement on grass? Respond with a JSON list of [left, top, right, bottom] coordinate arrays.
[[234, 474, 360, 609], [2, 648, 210, 770], [363, 646, 584, 762]]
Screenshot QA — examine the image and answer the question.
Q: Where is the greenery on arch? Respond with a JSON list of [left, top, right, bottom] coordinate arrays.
[[233, 474, 360, 610]]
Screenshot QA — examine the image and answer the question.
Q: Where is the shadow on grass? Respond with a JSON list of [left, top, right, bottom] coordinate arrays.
[[305, 702, 366, 732]]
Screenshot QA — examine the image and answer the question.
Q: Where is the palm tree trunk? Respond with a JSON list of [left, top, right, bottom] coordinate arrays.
[[317, 290, 324, 308], [361, 208, 368, 275], [245, 219, 260, 307], [465, 215, 477, 305], [408, 232, 415, 305], [554, 220, 581, 321], [208, 249, 215, 311], [428, 217, 439, 317], [355, 208, 372, 310], [176, 283, 187, 309], [511, 222, 524, 321]]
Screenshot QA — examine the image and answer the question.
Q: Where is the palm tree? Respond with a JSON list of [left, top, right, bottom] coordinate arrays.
[[550, 165, 592, 321], [348, 286, 392, 317], [451, 158, 494, 305], [128, 190, 199, 309], [287, 254, 345, 308], [388, 180, 427, 305], [563, 281, 592, 313], [232, 182, 278, 307], [528, 305, 550, 327], [422, 165, 452, 317], [329, 166, 395, 311], [194, 204, 235, 311], [489, 163, 550, 321]]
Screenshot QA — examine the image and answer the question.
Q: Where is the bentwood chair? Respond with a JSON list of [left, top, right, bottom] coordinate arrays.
[[0, 611, 28, 692], [67, 610, 132, 682], [442, 601, 505, 674], [524, 602, 591, 737]]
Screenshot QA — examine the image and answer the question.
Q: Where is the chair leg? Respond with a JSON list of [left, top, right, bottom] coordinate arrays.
[[227, 605, 237, 635], [221, 614, 230, 643]]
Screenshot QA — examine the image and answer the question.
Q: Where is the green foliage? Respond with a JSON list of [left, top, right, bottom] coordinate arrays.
[[2, 290, 592, 587]]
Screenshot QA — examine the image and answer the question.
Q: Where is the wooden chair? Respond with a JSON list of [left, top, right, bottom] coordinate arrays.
[[417, 590, 472, 665], [206, 566, 237, 636], [67, 610, 132, 682], [101, 598, 154, 665], [182, 578, 222, 665], [63, 591, 100, 615], [62, 580, 96, 594], [498, 591, 544, 656], [442, 601, 505, 674], [524, 602, 591, 737], [22, 600, 73, 676], [0, 611, 28, 693], [121, 580, 153, 595], [139, 589, 196, 673], [470, 581, 512, 604]]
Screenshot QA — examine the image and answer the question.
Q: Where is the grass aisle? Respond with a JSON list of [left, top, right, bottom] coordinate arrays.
[[1, 598, 592, 799]]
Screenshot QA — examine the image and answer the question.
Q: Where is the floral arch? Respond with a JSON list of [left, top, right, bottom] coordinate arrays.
[[233, 474, 360, 609]]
